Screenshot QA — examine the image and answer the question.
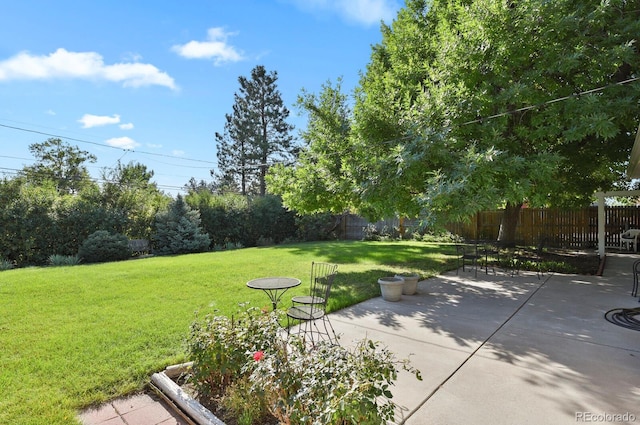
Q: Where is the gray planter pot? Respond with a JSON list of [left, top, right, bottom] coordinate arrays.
[[378, 277, 404, 302], [395, 273, 419, 295]]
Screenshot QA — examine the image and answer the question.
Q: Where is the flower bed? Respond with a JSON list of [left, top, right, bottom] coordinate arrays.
[[184, 307, 422, 425]]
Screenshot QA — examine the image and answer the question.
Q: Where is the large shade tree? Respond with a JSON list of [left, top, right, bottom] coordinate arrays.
[[21, 138, 97, 194], [270, 0, 640, 244], [268, 78, 356, 214], [100, 161, 169, 239], [215, 65, 296, 196]]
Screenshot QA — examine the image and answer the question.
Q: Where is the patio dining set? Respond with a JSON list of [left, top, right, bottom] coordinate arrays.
[[246, 261, 339, 346], [455, 239, 547, 280]]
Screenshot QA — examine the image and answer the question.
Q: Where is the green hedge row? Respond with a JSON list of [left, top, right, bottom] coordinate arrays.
[[0, 181, 336, 267]]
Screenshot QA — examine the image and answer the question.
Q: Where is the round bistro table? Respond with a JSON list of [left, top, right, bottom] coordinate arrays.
[[246, 276, 301, 311]]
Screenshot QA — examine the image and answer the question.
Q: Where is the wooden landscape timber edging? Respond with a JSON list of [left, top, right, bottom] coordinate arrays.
[[340, 206, 640, 248]]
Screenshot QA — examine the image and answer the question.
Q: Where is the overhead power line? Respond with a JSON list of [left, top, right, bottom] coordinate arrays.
[[461, 76, 640, 126], [0, 122, 218, 166], [0, 165, 187, 192]]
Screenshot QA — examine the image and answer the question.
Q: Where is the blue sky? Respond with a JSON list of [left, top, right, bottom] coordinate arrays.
[[0, 0, 403, 195]]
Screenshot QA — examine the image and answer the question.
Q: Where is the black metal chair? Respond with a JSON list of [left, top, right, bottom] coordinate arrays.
[[632, 260, 640, 298], [456, 242, 484, 277], [480, 241, 502, 275], [513, 237, 547, 280], [287, 262, 339, 346]]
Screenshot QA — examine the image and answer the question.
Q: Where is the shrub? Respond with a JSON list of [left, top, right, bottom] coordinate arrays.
[[362, 223, 382, 241], [0, 257, 14, 271], [243, 195, 296, 247], [295, 212, 338, 241], [153, 195, 211, 255], [250, 336, 421, 425], [187, 307, 281, 401], [185, 191, 247, 248], [48, 254, 81, 266], [78, 230, 131, 264], [412, 229, 461, 243], [187, 307, 421, 425], [363, 224, 398, 241]]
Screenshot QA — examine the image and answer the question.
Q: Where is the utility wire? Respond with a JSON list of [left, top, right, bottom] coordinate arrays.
[[0, 165, 187, 191], [461, 76, 640, 126], [0, 122, 218, 165], [2, 75, 638, 184]]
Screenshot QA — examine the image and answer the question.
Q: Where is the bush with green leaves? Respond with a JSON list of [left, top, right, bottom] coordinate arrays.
[[187, 307, 421, 425], [187, 306, 281, 424], [362, 223, 398, 241], [295, 212, 339, 241], [412, 229, 461, 243], [186, 192, 300, 248], [185, 191, 247, 247], [243, 195, 297, 246], [250, 336, 421, 425], [77, 230, 131, 264]]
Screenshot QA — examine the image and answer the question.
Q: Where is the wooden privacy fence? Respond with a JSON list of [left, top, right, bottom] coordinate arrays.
[[340, 206, 640, 249]]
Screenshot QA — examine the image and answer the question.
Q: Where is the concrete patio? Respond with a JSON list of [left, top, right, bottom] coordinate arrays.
[[81, 252, 640, 425], [331, 252, 640, 424]]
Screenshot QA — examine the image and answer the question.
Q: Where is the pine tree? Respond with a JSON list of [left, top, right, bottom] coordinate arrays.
[[153, 195, 211, 255], [214, 65, 295, 195]]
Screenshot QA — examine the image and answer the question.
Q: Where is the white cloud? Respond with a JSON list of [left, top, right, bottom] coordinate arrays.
[[172, 27, 244, 65], [78, 113, 120, 128], [147, 143, 163, 149], [105, 136, 140, 150], [119, 123, 134, 130], [172, 149, 185, 157], [288, 0, 400, 26], [0, 48, 177, 90], [45, 109, 56, 115]]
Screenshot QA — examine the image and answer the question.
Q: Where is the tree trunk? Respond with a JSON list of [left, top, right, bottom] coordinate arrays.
[[497, 202, 523, 247]]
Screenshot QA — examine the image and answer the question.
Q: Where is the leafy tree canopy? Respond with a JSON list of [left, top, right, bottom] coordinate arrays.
[[358, 0, 640, 217], [22, 138, 97, 194], [270, 0, 640, 242], [268, 78, 355, 214], [101, 161, 169, 239]]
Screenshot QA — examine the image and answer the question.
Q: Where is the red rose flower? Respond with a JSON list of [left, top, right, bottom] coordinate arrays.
[[253, 351, 265, 361]]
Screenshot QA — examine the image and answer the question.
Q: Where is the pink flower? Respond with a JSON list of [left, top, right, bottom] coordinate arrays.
[[253, 351, 265, 362]]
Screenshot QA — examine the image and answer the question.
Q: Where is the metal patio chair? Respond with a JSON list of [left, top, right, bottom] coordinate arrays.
[[287, 262, 339, 346], [456, 243, 481, 277]]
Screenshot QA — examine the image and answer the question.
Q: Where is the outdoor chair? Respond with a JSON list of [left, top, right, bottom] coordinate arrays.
[[620, 229, 640, 252], [480, 241, 502, 275], [632, 260, 640, 298], [456, 243, 482, 277], [287, 262, 339, 346], [513, 237, 547, 280]]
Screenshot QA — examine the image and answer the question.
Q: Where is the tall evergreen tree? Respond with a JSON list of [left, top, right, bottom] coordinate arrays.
[[214, 65, 295, 195]]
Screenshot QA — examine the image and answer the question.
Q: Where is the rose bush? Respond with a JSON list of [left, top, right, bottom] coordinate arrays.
[[187, 306, 421, 425]]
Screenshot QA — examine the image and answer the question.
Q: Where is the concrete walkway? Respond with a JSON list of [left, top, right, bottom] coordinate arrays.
[[78, 392, 188, 425], [80, 253, 640, 425]]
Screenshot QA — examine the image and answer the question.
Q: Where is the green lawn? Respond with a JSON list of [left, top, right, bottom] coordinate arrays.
[[0, 240, 456, 425]]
